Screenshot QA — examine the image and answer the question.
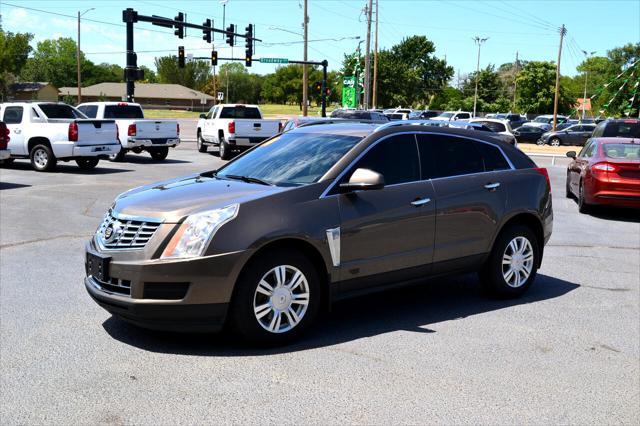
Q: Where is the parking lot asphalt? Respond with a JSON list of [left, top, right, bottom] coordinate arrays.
[[1, 142, 638, 424]]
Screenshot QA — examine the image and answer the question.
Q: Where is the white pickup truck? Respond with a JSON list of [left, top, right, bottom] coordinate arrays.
[[77, 102, 180, 161], [0, 102, 120, 171], [196, 104, 281, 160]]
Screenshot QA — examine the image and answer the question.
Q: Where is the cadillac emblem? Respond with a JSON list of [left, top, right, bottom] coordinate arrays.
[[103, 221, 123, 243]]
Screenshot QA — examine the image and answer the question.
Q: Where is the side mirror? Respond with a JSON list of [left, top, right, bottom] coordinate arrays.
[[199, 113, 207, 119], [339, 168, 385, 192], [513, 130, 520, 136], [566, 151, 577, 159]]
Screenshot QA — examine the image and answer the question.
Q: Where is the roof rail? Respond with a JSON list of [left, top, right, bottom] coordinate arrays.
[[374, 119, 447, 132]]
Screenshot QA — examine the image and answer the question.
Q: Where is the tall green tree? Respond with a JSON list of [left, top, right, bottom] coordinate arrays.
[[20, 37, 87, 88], [515, 61, 574, 114], [154, 56, 211, 91], [0, 30, 33, 97]]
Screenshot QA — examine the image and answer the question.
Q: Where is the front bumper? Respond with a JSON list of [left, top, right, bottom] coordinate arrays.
[[84, 242, 249, 332], [123, 138, 181, 149]]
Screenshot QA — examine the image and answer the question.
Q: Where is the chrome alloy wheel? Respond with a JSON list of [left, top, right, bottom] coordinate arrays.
[[33, 148, 49, 168], [502, 236, 534, 288], [253, 265, 310, 334]]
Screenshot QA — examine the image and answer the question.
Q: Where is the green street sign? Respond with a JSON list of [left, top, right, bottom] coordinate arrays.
[[342, 76, 357, 108], [259, 57, 289, 64]]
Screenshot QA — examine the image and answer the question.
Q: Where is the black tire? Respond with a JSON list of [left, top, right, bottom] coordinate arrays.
[[75, 158, 100, 170], [149, 147, 169, 161], [197, 131, 207, 153], [228, 249, 322, 346], [479, 224, 539, 299], [550, 137, 561, 147], [578, 181, 590, 213], [30, 144, 57, 172], [565, 174, 573, 198], [108, 149, 126, 162], [219, 139, 231, 160]]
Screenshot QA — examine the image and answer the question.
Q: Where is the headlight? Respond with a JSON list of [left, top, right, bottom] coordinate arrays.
[[161, 204, 239, 259]]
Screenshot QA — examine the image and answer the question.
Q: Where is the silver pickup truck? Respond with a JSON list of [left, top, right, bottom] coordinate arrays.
[[196, 104, 282, 160], [77, 102, 180, 161]]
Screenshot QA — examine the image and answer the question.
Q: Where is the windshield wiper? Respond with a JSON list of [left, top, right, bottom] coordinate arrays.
[[223, 174, 273, 186]]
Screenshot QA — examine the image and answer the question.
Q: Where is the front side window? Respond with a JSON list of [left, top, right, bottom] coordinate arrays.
[[348, 134, 420, 186], [580, 141, 597, 158], [2, 106, 23, 124], [418, 135, 484, 179], [457, 113, 471, 120], [217, 132, 362, 187]]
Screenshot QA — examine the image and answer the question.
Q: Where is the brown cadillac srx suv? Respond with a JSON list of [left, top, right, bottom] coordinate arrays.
[[85, 122, 553, 345]]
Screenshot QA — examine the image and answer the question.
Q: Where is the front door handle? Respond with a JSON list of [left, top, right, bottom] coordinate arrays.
[[411, 197, 431, 207], [484, 182, 501, 190]]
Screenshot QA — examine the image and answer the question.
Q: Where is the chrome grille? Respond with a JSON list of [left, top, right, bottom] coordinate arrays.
[[96, 210, 162, 250]]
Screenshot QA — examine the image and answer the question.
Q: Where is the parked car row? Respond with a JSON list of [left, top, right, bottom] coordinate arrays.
[[0, 101, 182, 171]]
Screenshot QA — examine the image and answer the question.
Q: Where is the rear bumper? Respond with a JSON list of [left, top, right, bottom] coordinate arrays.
[[53, 141, 121, 159], [0, 149, 9, 160], [228, 136, 270, 147], [123, 138, 180, 149], [586, 176, 640, 208]]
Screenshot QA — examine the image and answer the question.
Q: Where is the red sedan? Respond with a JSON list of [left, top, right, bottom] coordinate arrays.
[[566, 137, 640, 212]]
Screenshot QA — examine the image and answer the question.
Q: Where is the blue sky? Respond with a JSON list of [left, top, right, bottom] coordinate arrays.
[[2, 0, 639, 78]]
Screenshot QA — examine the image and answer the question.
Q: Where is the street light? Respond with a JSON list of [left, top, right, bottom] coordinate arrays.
[[77, 8, 94, 104], [581, 50, 597, 121], [472, 36, 488, 118]]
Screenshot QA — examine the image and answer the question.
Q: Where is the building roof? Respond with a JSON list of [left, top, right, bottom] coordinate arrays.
[[10, 82, 55, 92], [58, 83, 214, 101]]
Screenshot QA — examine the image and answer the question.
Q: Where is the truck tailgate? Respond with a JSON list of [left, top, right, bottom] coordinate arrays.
[[130, 120, 178, 139], [75, 119, 118, 146], [234, 120, 280, 138]]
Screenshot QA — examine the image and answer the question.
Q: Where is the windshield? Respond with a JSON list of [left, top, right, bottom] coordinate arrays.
[[38, 104, 86, 119], [217, 132, 362, 186], [104, 105, 144, 119], [438, 112, 454, 118], [602, 121, 640, 138], [534, 116, 551, 123], [219, 107, 261, 119], [603, 143, 640, 159]]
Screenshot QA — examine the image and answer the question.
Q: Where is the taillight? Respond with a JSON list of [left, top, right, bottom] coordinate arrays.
[[534, 167, 551, 193], [68, 122, 78, 142], [177, 123, 180, 136], [128, 123, 136, 136], [592, 162, 617, 172], [228, 121, 235, 134]]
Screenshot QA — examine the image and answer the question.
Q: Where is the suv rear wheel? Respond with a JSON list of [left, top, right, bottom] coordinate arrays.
[[149, 147, 169, 161], [229, 249, 321, 346], [479, 224, 539, 298], [30, 144, 57, 172]]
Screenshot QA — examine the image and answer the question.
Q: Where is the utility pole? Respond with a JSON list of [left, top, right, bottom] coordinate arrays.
[[472, 36, 488, 118], [76, 8, 94, 104], [302, 0, 309, 116], [372, 0, 379, 109], [363, 0, 373, 109], [581, 50, 596, 121], [552, 24, 566, 131], [513, 51, 519, 111]]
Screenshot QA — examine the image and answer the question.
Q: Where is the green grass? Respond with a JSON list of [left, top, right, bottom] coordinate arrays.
[[144, 104, 325, 119]]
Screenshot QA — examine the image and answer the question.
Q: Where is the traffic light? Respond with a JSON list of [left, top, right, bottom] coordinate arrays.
[[211, 50, 218, 66], [225, 24, 235, 46], [202, 18, 212, 43], [245, 24, 253, 67], [174, 12, 184, 39], [314, 82, 322, 92], [178, 46, 185, 68], [324, 87, 331, 97]]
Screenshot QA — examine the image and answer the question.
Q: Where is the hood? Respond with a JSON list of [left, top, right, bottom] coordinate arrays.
[[113, 173, 286, 223]]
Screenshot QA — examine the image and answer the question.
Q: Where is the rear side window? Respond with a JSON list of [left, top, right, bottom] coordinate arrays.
[[104, 105, 144, 119], [219, 107, 261, 119], [475, 142, 511, 171], [38, 104, 85, 119], [78, 105, 98, 118], [2, 106, 23, 124], [457, 113, 471, 120], [351, 134, 420, 185], [580, 141, 597, 158]]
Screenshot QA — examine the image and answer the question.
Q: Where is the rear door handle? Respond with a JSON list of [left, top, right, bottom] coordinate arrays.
[[411, 198, 431, 207], [484, 182, 501, 190]]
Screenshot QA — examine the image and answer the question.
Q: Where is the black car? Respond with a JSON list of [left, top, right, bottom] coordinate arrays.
[[513, 125, 546, 144], [537, 124, 596, 146]]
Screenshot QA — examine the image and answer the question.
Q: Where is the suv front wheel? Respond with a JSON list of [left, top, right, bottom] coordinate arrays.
[[479, 224, 539, 298], [229, 249, 321, 346]]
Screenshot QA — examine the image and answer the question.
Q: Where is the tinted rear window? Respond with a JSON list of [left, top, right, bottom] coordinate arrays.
[[78, 105, 98, 118], [601, 121, 640, 138], [38, 104, 86, 119], [104, 105, 144, 119], [220, 107, 261, 119]]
